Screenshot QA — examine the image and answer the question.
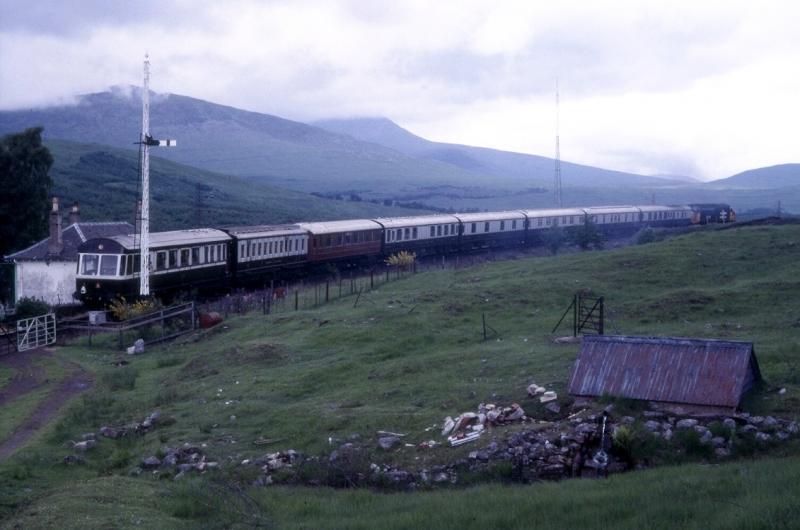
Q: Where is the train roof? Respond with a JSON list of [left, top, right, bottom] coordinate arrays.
[[297, 219, 383, 234], [520, 207, 587, 217], [107, 228, 231, 250], [454, 211, 527, 223], [636, 205, 691, 212], [223, 224, 307, 238], [582, 205, 643, 214], [373, 215, 461, 228]]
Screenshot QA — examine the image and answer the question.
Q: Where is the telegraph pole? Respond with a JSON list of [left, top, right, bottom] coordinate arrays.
[[137, 54, 176, 297], [553, 78, 563, 208]]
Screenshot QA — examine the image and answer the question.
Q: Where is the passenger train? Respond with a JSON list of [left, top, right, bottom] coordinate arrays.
[[75, 203, 735, 306]]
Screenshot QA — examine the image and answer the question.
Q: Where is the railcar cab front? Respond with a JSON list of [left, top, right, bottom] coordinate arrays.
[[76, 238, 136, 306]]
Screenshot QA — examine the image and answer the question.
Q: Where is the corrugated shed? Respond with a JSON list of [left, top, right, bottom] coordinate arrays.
[[568, 335, 761, 410]]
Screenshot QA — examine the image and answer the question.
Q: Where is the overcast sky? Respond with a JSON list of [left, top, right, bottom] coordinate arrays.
[[1, 0, 798, 180]]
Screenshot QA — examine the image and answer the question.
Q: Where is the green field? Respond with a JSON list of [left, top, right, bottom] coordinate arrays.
[[1, 223, 799, 528]]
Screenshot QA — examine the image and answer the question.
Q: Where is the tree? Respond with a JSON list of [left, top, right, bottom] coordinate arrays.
[[569, 216, 604, 250], [542, 226, 566, 255], [0, 128, 54, 257]]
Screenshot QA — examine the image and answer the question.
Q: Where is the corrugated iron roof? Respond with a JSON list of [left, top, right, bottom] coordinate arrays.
[[568, 335, 761, 409]]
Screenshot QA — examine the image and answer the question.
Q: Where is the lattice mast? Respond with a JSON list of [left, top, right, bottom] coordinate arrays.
[[553, 78, 563, 207], [137, 54, 176, 297], [139, 54, 152, 296]]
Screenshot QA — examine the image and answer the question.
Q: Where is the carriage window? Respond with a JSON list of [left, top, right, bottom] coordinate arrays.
[[412, 227, 418, 239], [168, 250, 178, 269], [500, 220, 505, 231], [210, 245, 217, 262], [80, 254, 98, 275], [280, 241, 284, 252], [537, 218, 543, 227], [512, 220, 517, 229], [125, 255, 133, 275], [403, 228, 410, 240], [302, 239, 306, 250], [99, 255, 118, 276], [119, 256, 126, 276], [437, 225, 442, 236], [471, 223, 477, 233], [191, 247, 200, 265], [484, 222, 490, 232], [180, 248, 190, 266], [429, 226, 434, 237], [156, 251, 167, 270]]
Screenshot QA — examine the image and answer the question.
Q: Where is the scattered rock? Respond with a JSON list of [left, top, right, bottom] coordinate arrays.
[[527, 383, 546, 396], [141, 456, 161, 469], [72, 439, 96, 452], [675, 419, 698, 429], [378, 436, 401, 451], [539, 391, 558, 403], [723, 418, 737, 430], [755, 432, 771, 442], [545, 402, 561, 414], [644, 420, 661, 432]]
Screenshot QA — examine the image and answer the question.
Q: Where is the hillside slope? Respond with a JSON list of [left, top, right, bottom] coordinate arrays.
[[313, 117, 687, 187], [45, 139, 421, 231], [706, 163, 800, 189]]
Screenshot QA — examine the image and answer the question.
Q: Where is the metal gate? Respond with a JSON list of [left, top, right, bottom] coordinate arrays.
[[17, 313, 56, 352]]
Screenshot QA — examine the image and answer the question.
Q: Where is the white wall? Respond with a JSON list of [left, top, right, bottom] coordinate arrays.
[[15, 261, 78, 306]]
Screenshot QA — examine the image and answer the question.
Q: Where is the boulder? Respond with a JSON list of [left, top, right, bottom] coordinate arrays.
[[141, 456, 161, 469], [378, 436, 401, 451], [699, 430, 713, 444], [100, 426, 120, 439], [72, 440, 96, 452], [644, 420, 661, 432], [722, 418, 737, 430], [132, 338, 145, 354], [539, 391, 558, 403], [527, 383, 546, 396], [545, 402, 561, 414], [675, 419, 698, 429], [755, 432, 771, 442]]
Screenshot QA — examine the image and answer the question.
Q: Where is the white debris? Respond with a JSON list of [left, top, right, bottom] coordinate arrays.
[[539, 391, 558, 403]]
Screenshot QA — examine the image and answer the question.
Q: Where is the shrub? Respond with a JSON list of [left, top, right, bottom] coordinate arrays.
[[635, 227, 657, 245], [14, 297, 50, 320], [109, 296, 162, 321]]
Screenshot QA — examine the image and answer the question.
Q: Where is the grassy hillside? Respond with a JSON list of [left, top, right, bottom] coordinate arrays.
[[45, 139, 422, 231], [707, 163, 800, 189], [1, 224, 799, 527]]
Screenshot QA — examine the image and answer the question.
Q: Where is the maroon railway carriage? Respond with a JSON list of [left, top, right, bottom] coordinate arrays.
[[297, 219, 383, 263]]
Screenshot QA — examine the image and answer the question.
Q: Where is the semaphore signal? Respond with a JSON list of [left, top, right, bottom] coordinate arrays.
[[136, 54, 176, 297]]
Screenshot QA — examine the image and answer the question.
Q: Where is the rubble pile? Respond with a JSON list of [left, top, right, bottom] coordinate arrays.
[[137, 443, 220, 479], [99, 411, 167, 439], [441, 403, 527, 446]]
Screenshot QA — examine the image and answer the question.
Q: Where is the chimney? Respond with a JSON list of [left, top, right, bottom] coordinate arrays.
[[68, 201, 80, 224], [135, 200, 142, 235], [48, 197, 63, 255]]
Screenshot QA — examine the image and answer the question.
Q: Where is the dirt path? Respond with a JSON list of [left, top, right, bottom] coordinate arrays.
[[0, 348, 93, 462]]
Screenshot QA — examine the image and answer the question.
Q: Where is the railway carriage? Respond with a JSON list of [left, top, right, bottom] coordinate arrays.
[[224, 225, 308, 285], [689, 203, 736, 224], [637, 205, 694, 226], [454, 211, 527, 250], [76, 228, 232, 305], [374, 215, 461, 256], [298, 220, 383, 264]]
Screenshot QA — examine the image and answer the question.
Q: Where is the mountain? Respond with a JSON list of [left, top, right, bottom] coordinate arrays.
[[312, 117, 687, 187], [1, 88, 680, 199], [0, 87, 514, 196], [43, 139, 421, 232], [706, 164, 800, 189]]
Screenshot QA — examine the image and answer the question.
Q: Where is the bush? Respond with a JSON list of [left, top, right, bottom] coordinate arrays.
[[109, 297, 162, 321], [14, 297, 50, 320], [635, 227, 657, 245]]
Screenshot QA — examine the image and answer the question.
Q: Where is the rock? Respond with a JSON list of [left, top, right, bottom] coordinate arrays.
[[253, 475, 273, 487], [775, 431, 790, 441], [539, 391, 558, 403], [755, 432, 771, 442], [642, 411, 665, 419], [100, 426, 120, 438], [81, 432, 96, 441], [621, 416, 635, 425], [504, 404, 525, 421], [711, 436, 726, 447], [132, 338, 145, 354], [749, 416, 764, 425], [715, 447, 730, 458], [63, 454, 85, 465], [141, 456, 161, 469], [72, 440, 96, 452], [545, 402, 561, 414], [644, 421, 661, 432], [162, 453, 178, 467], [693, 425, 709, 435], [762, 416, 779, 428], [378, 436, 401, 451], [576, 423, 596, 435], [699, 430, 713, 444], [486, 409, 502, 424], [662, 428, 673, 441], [741, 424, 758, 434], [527, 383, 546, 396], [786, 422, 798, 434], [676, 419, 698, 429], [723, 418, 737, 430]]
